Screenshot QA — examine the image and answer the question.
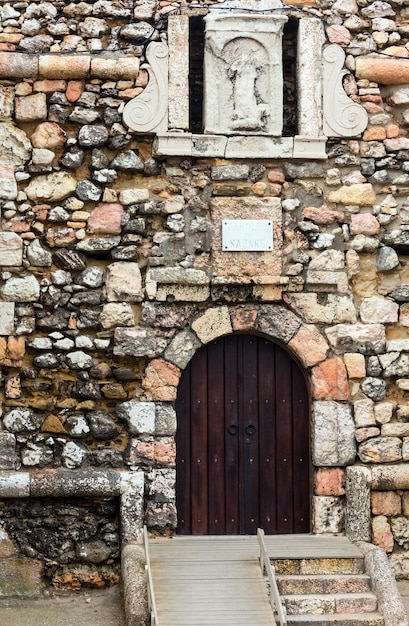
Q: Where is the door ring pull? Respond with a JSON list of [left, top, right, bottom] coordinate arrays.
[[245, 421, 256, 436], [227, 422, 238, 435]]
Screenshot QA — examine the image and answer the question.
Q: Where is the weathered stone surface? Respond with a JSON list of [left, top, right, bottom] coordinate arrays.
[[312, 496, 344, 534], [105, 262, 143, 302], [314, 468, 345, 496], [361, 377, 387, 401], [0, 232, 23, 266], [377, 246, 399, 272], [256, 304, 301, 344], [113, 328, 167, 358], [354, 398, 375, 427], [311, 357, 349, 401], [3, 409, 41, 433], [191, 307, 232, 344], [25, 171, 76, 202], [325, 323, 386, 354], [164, 330, 201, 369], [345, 465, 371, 542], [0, 557, 42, 597], [142, 359, 180, 401], [0, 432, 16, 470], [371, 491, 401, 516], [31, 122, 66, 149], [288, 325, 329, 367], [344, 353, 366, 378], [372, 515, 394, 553], [284, 293, 357, 324], [312, 401, 356, 466], [327, 184, 376, 206], [374, 402, 394, 425], [100, 303, 134, 329], [1, 275, 40, 302], [360, 296, 398, 324], [358, 437, 402, 463]]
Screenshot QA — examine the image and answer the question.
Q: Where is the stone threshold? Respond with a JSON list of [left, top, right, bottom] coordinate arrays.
[[0, 469, 146, 624]]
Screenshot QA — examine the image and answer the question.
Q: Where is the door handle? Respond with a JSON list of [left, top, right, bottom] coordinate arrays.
[[227, 422, 238, 435], [245, 421, 256, 436]]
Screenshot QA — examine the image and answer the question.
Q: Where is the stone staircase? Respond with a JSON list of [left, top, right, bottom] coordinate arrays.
[[273, 555, 384, 626]]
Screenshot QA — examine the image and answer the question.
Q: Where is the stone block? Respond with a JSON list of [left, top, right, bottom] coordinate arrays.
[[288, 324, 329, 367], [0, 558, 42, 597], [120, 471, 144, 543], [113, 327, 167, 358], [100, 303, 135, 330], [311, 357, 349, 401], [372, 515, 394, 553], [15, 93, 47, 122], [345, 465, 371, 542], [0, 166, 17, 200], [0, 232, 23, 266], [314, 468, 345, 496], [283, 293, 357, 324], [0, 472, 30, 497], [402, 492, 409, 516], [30, 469, 121, 497], [164, 330, 201, 369], [358, 437, 402, 463], [0, 52, 38, 78], [106, 262, 143, 302], [39, 54, 90, 79], [116, 401, 156, 435], [148, 468, 175, 503], [372, 464, 409, 490], [374, 402, 394, 425], [91, 56, 140, 80], [325, 323, 386, 355], [354, 398, 375, 427], [382, 423, 409, 437], [371, 491, 401, 516], [146, 268, 209, 302], [121, 543, 147, 626], [210, 197, 282, 279], [142, 359, 180, 401], [0, 302, 14, 335], [26, 172, 77, 203], [391, 517, 409, 548], [256, 304, 301, 344], [344, 353, 366, 378], [192, 307, 232, 344], [360, 296, 399, 324], [312, 401, 356, 466], [327, 183, 376, 206], [155, 403, 177, 436], [0, 433, 16, 470], [312, 496, 345, 534]]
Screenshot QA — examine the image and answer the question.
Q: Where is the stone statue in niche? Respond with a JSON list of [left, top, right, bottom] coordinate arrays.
[[225, 39, 268, 132], [204, 0, 287, 137]]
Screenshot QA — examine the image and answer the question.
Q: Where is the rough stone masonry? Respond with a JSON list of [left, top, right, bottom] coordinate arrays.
[[1, 0, 409, 592]]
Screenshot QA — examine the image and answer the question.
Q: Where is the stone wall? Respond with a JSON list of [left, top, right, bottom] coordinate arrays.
[[1, 0, 409, 586]]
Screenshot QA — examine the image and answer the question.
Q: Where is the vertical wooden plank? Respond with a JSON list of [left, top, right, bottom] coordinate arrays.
[[258, 337, 277, 535], [190, 345, 209, 534], [241, 335, 259, 535], [225, 335, 240, 535], [275, 343, 294, 534], [176, 362, 191, 534], [292, 360, 311, 532], [207, 339, 226, 534]]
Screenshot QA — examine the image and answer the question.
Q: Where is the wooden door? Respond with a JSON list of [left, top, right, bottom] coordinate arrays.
[[175, 334, 310, 535]]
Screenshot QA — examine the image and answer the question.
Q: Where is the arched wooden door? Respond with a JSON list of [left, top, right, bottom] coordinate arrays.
[[175, 334, 310, 535]]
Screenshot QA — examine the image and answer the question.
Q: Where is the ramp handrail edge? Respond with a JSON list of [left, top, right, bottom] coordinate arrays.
[[257, 528, 288, 626], [143, 525, 158, 626]]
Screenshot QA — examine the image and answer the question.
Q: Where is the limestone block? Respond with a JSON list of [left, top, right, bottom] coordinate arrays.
[[15, 93, 47, 121], [164, 330, 201, 369], [100, 303, 135, 330], [360, 296, 399, 324], [25, 171, 77, 202], [0, 275, 39, 302], [30, 469, 121, 497], [113, 327, 167, 358], [358, 437, 402, 463], [191, 307, 232, 344], [0, 123, 31, 166], [283, 293, 357, 324], [384, 354, 409, 378], [350, 213, 380, 236], [374, 402, 394, 425], [308, 250, 345, 270], [288, 324, 329, 367], [325, 323, 385, 354], [120, 471, 144, 543], [312, 400, 356, 466], [116, 401, 156, 435], [372, 516, 394, 553], [142, 359, 180, 401], [0, 52, 38, 79], [354, 398, 375, 427], [105, 262, 143, 302], [155, 404, 177, 436], [371, 491, 401, 516], [146, 268, 209, 302], [345, 465, 371, 542], [344, 353, 366, 378], [119, 188, 150, 205], [327, 183, 376, 206], [0, 232, 23, 267], [210, 197, 282, 279], [168, 14, 189, 130], [311, 357, 349, 401], [312, 496, 344, 534], [0, 165, 17, 200], [91, 56, 140, 80], [306, 270, 349, 294], [39, 54, 90, 79], [382, 423, 409, 437], [256, 304, 301, 343]]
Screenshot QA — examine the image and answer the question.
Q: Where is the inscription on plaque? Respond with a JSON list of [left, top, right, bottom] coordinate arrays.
[[222, 220, 273, 251]]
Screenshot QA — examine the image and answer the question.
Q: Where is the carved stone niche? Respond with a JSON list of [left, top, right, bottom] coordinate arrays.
[[122, 0, 368, 160], [203, 0, 287, 137]]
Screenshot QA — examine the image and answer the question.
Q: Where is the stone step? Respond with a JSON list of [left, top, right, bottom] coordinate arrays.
[[283, 593, 378, 615], [277, 574, 372, 595], [272, 558, 365, 576], [286, 612, 384, 626]]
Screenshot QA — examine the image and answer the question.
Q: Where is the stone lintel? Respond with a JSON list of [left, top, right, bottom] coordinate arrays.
[[371, 464, 409, 490], [211, 275, 289, 285], [30, 469, 122, 497]]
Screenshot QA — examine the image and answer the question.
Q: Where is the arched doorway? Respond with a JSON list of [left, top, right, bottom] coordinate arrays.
[[175, 333, 310, 535]]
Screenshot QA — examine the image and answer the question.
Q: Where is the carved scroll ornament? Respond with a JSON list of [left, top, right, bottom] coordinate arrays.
[[323, 44, 368, 138], [123, 41, 168, 133]]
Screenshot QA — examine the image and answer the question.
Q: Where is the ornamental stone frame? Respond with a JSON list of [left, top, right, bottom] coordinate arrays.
[[122, 0, 368, 159]]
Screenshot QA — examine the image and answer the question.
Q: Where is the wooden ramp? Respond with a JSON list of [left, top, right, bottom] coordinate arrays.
[[148, 534, 364, 626], [149, 535, 275, 625]]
